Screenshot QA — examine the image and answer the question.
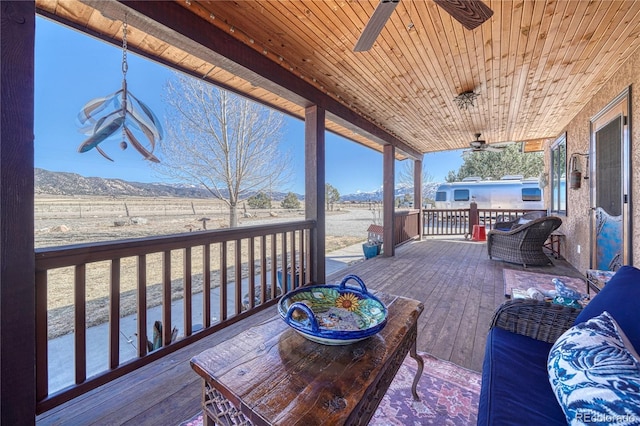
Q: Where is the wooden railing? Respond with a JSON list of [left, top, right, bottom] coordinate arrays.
[[35, 220, 315, 413], [394, 209, 421, 245], [422, 209, 471, 236], [422, 207, 547, 236]]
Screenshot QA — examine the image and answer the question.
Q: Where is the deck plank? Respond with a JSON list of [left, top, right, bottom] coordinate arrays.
[[37, 237, 583, 425]]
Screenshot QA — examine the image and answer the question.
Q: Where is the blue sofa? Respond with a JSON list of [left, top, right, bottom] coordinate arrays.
[[477, 266, 640, 425]]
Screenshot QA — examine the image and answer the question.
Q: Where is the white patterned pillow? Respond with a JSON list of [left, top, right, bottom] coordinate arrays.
[[548, 311, 640, 425]]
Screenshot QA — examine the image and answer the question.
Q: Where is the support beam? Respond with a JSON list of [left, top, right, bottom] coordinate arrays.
[[305, 106, 326, 283], [414, 159, 423, 239], [1, 1, 36, 423], [383, 145, 395, 257]]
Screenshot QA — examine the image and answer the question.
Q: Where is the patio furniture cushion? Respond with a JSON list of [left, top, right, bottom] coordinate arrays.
[[574, 265, 640, 351], [477, 327, 566, 425], [548, 311, 640, 424], [494, 211, 547, 231]]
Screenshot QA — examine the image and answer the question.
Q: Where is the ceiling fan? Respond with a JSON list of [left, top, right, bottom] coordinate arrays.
[[354, 0, 494, 52], [467, 133, 507, 153]]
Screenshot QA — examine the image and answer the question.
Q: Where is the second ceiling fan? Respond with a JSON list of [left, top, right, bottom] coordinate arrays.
[[354, 0, 494, 52], [468, 133, 508, 153]]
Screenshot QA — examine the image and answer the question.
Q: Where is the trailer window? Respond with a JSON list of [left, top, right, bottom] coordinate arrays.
[[435, 191, 447, 201], [453, 189, 470, 201], [521, 188, 542, 202]]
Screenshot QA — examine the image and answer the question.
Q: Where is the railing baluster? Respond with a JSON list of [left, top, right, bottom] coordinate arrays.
[[235, 239, 242, 315], [261, 235, 268, 303], [75, 264, 87, 383], [270, 235, 277, 298], [281, 232, 288, 292], [109, 259, 120, 369], [248, 237, 255, 309], [220, 242, 227, 321], [290, 232, 297, 290], [162, 251, 172, 346], [137, 255, 147, 357], [203, 244, 211, 328], [35, 270, 49, 400], [298, 230, 305, 286], [184, 247, 192, 337]]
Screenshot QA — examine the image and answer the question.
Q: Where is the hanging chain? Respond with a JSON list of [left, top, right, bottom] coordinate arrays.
[[121, 17, 128, 77]]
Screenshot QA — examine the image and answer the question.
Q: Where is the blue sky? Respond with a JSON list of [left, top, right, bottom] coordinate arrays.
[[34, 17, 463, 195]]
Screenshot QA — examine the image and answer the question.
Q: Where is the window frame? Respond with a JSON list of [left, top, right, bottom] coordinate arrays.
[[521, 187, 542, 202], [453, 189, 470, 202], [550, 133, 567, 214]]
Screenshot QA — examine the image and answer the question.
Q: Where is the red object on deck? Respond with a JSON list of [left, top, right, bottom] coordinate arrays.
[[472, 225, 486, 241]]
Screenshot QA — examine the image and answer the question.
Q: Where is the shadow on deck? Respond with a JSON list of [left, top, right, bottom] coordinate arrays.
[[37, 237, 583, 425]]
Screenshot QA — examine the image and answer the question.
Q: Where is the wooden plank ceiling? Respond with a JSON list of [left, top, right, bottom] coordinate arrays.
[[37, 0, 640, 158]]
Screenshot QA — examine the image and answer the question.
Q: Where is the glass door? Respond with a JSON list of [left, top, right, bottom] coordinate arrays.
[[590, 90, 630, 270]]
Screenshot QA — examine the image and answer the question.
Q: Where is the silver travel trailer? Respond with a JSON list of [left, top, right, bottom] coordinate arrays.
[[434, 177, 544, 210]]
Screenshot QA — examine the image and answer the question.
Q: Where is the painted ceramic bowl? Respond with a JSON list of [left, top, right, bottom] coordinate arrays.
[[278, 274, 388, 345]]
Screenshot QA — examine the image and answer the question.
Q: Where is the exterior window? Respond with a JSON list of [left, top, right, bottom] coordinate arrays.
[[550, 134, 567, 214], [453, 189, 469, 201], [435, 191, 447, 202], [522, 188, 542, 202]]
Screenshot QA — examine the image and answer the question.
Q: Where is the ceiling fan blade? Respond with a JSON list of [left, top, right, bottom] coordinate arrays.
[[354, 0, 400, 52], [433, 0, 494, 30], [485, 146, 504, 152]]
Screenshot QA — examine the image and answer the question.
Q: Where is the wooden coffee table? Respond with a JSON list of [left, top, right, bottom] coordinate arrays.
[[190, 293, 424, 426]]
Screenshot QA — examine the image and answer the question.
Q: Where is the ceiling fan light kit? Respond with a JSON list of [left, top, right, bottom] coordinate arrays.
[[454, 90, 479, 110], [468, 133, 507, 153]]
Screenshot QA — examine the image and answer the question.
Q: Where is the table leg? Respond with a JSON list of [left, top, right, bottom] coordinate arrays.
[[409, 341, 424, 401]]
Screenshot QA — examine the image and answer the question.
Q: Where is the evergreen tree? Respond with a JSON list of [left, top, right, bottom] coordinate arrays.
[[446, 144, 543, 182], [247, 192, 271, 209], [280, 192, 301, 209]]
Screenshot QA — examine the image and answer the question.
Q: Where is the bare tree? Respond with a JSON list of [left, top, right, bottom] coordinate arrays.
[[398, 160, 434, 205], [156, 74, 291, 227]]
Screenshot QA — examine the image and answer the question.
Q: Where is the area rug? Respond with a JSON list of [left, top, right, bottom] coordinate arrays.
[[503, 269, 586, 298], [179, 352, 482, 426]]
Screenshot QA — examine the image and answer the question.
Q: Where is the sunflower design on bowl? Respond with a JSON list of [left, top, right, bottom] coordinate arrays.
[[335, 293, 360, 311], [278, 274, 388, 345]]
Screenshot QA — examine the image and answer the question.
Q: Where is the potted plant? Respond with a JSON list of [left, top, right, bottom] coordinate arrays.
[[362, 239, 382, 259]]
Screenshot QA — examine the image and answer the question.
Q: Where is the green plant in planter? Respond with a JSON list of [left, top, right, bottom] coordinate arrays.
[[363, 239, 382, 259]]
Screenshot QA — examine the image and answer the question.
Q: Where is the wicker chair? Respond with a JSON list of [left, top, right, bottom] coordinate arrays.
[[487, 216, 562, 267]]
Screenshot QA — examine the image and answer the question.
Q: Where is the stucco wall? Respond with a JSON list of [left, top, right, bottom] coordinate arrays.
[[546, 45, 640, 273]]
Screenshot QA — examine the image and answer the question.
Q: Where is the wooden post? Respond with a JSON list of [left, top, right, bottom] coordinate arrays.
[[383, 145, 395, 257], [305, 105, 325, 284], [1, 1, 36, 423], [469, 202, 479, 236], [413, 158, 423, 239]]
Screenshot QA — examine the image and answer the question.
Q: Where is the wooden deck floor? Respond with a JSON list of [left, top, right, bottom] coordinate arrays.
[[37, 237, 583, 425]]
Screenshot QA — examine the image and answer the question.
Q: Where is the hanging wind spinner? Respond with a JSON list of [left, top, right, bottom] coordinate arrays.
[[77, 16, 162, 162]]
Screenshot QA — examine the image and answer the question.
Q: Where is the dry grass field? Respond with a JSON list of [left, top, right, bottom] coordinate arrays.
[[36, 196, 374, 337]]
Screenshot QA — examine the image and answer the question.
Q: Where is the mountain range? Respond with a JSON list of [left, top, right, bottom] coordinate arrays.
[[35, 168, 441, 202]]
